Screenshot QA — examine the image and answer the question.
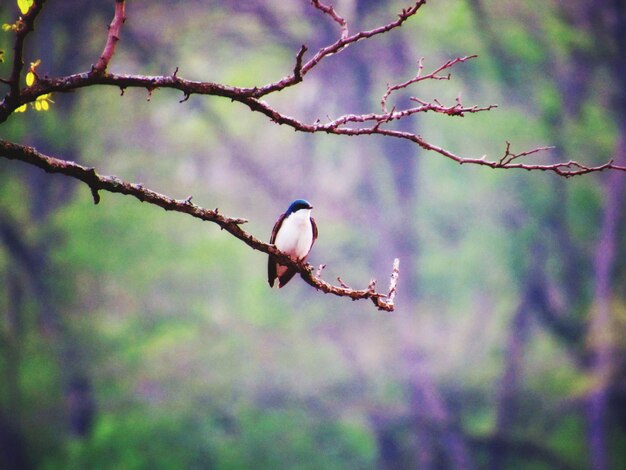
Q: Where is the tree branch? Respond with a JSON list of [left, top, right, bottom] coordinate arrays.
[[1, 0, 623, 176], [0, 139, 399, 311], [0, 0, 623, 310], [5, 0, 46, 107], [298, 1, 427, 79], [381, 56, 478, 113], [251, 1, 426, 98], [6, 69, 624, 177], [92, 0, 126, 75], [311, 0, 349, 39]]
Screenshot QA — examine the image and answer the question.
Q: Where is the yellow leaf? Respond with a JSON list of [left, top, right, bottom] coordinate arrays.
[[25, 71, 35, 86], [15, 104, 27, 113], [17, 0, 34, 15], [33, 93, 53, 112]]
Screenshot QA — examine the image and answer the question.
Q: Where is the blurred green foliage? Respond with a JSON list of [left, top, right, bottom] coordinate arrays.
[[1, 0, 625, 469]]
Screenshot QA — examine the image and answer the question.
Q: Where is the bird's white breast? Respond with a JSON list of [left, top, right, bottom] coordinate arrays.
[[274, 209, 313, 260]]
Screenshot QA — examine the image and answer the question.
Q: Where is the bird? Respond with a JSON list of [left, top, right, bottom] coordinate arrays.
[[268, 199, 318, 288]]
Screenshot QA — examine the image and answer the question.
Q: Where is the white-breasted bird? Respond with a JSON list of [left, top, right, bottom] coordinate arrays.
[[268, 199, 318, 288]]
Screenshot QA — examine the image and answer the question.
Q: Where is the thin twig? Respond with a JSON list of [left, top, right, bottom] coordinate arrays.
[[252, 1, 427, 98], [315, 264, 327, 278], [382, 56, 477, 112], [386, 258, 400, 306], [337, 277, 351, 289], [293, 45, 308, 81], [311, 0, 349, 39], [5, 70, 623, 176], [300, 1, 427, 78], [93, 0, 126, 75], [0, 0, 622, 182]]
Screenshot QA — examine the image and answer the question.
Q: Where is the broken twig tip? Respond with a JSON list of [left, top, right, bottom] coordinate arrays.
[[90, 187, 101, 205]]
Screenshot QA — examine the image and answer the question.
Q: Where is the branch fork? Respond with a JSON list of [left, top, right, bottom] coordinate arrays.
[[1, 1, 623, 177]]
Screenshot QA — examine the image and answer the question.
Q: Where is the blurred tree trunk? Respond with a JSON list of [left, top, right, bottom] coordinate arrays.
[[0, 412, 31, 470], [0, 264, 31, 470], [489, 246, 559, 468], [379, 28, 431, 470], [384, 53, 471, 470], [468, 0, 592, 344], [347, 1, 472, 466], [0, 0, 101, 440], [585, 120, 626, 470], [3, 264, 24, 417], [585, 2, 626, 467], [489, 287, 531, 469], [409, 358, 472, 469], [467, 1, 626, 467]]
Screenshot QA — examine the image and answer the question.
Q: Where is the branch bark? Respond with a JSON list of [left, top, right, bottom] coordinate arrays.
[[6, 0, 46, 107], [92, 0, 126, 75], [1, 0, 624, 309], [0, 139, 399, 311], [1, 1, 623, 176]]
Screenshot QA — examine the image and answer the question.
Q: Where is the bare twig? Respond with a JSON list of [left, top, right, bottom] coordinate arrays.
[[311, 0, 349, 39], [382, 56, 477, 112], [337, 277, 351, 289], [0, 139, 399, 312], [299, 1, 427, 78], [315, 264, 327, 278], [2, 0, 621, 315], [386, 258, 400, 306], [93, 0, 126, 74], [498, 140, 554, 166], [1, 0, 619, 176], [251, 1, 427, 98], [0, 1, 610, 176], [293, 45, 308, 80], [3, 68, 623, 176]]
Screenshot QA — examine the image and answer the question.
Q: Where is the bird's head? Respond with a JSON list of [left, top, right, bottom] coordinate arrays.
[[286, 199, 313, 216]]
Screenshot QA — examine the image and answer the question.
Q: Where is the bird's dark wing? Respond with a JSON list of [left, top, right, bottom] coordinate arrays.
[[269, 213, 286, 244], [310, 217, 318, 246], [278, 268, 298, 287], [268, 257, 277, 287], [268, 213, 286, 287]]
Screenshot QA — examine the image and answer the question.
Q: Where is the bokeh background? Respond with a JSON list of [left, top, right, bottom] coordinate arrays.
[[1, 0, 625, 468]]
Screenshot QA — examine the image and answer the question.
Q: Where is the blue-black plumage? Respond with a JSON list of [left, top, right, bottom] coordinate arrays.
[[268, 199, 318, 288]]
